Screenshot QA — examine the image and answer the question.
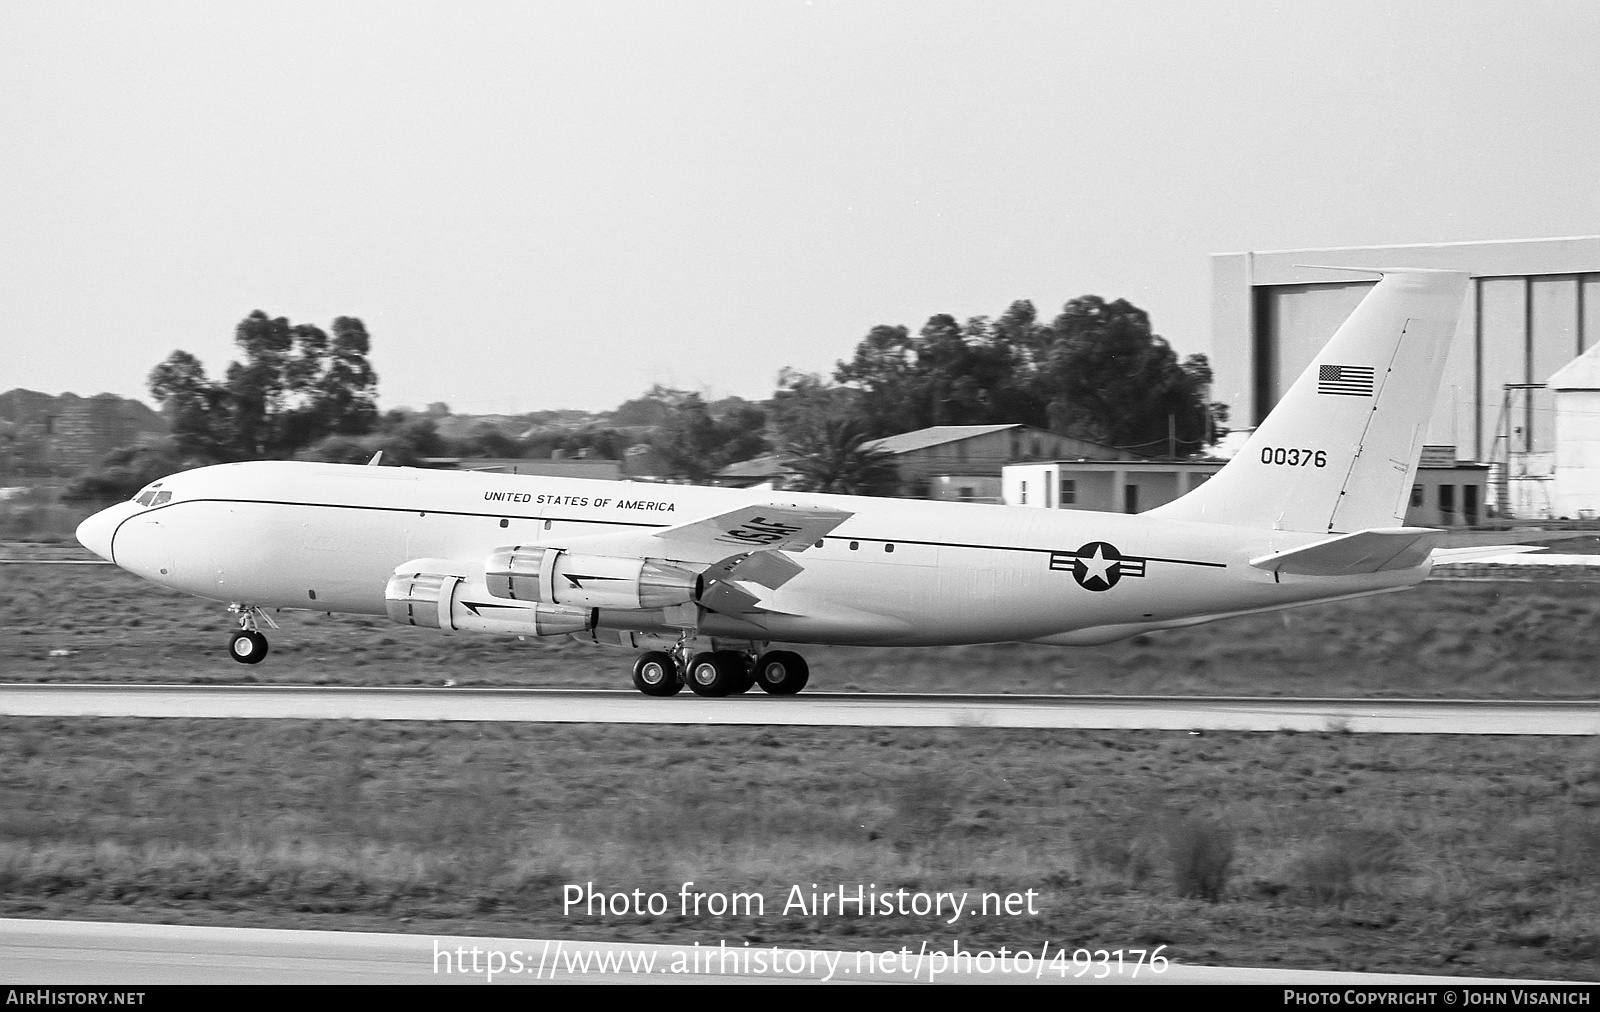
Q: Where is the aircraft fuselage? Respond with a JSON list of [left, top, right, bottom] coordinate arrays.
[[81, 459, 1423, 649]]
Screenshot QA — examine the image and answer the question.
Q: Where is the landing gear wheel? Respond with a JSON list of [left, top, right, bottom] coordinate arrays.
[[685, 651, 741, 697], [632, 651, 682, 696], [228, 630, 268, 665], [720, 651, 755, 694], [754, 650, 808, 695]]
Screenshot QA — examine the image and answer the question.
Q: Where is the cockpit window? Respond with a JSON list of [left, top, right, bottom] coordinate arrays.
[[133, 484, 169, 508]]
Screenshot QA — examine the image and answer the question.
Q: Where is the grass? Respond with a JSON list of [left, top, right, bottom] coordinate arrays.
[[5, 554, 1600, 696], [1, 718, 1598, 979]]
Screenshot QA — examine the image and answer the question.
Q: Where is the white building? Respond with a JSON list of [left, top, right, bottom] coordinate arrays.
[[1001, 460, 1220, 514], [1002, 447, 1488, 527], [1549, 343, 1600, 520]]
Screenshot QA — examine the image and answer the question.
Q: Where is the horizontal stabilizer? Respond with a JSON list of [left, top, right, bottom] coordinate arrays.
[[1429, 545, 1546, 564], [1249, 527, 1443, 577]]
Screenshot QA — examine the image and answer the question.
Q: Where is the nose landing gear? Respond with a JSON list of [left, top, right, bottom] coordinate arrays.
[[226, 604, 278, 665], [227, 629, 268, 664]]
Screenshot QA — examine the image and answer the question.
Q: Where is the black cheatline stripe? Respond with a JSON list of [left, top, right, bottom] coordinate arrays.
[[822, 534, 1226, 569], [144, 498, 1229, 569], [145, 497, 675, 530]]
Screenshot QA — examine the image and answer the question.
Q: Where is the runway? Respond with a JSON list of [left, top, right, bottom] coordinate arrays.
[[0, 918, 1564, 985], [1, 683, 1596, 734]]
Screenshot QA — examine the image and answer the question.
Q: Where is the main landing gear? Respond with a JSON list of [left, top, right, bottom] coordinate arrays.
[[630, 644, 810, 697], [226, 604, 278, 665]]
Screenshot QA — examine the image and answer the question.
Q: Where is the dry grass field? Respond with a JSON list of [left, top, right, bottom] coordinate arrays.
[[3, 543, 1598, 696], [1, 718, 1597, 979]]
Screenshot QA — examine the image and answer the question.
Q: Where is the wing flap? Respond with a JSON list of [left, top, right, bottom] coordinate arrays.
[[1249, 527, 1444, 576]]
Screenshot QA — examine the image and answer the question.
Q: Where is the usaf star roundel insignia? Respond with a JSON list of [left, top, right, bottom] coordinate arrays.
[[1071, 541, 1123, 591], [1048, 541, 1148, 592]]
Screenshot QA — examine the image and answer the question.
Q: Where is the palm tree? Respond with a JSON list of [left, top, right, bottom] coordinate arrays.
[[781, 417, 900, 496]]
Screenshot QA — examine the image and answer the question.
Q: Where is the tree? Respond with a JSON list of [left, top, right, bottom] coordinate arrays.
[[642, 388, 769, 482], [768, 368, 859, 448], [833, 324, 919, 435], [1040, 296, 1214, 455], [833, 312, 1047, 435], [147, 312, 380, 462], [830, 295, 1219, 455], [225, 311, 294, 457], [781, 416, 900, 496], [765, 370, 899, 495], [318, 317, 380, 436], [148, 350, 230, 459]]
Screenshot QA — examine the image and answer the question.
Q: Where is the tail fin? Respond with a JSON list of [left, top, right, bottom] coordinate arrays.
[[1151, 268, 1469, 534]]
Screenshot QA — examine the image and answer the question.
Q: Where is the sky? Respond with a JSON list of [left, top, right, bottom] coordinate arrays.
[[3, 1, 1598, 415]]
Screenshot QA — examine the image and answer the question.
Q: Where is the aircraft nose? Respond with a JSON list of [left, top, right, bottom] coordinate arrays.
[[76, 503, 135, 563]]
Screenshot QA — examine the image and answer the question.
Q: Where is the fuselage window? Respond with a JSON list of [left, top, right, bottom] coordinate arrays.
[[885, 544, 894, 552], [849, 541, 859, 550]]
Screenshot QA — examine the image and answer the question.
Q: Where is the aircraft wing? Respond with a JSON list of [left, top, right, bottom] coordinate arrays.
[[649, 502, 854, 563], [638, 503, 849, 621], [1249, 527, 1444, 577]]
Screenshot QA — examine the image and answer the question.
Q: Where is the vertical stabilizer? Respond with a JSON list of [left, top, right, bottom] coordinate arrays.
[[1150, 268, 1468, 533]]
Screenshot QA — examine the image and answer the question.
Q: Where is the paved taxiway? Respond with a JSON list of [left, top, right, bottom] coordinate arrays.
[[0, 919, 1565, 985], [1, 684, 1595, 734]]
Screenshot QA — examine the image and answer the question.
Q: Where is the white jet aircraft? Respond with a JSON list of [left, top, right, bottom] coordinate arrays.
[[76, 268, 1527, 696]]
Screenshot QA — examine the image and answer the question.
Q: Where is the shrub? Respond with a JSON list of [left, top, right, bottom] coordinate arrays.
[[1167, 815, 1235, 902], [1292, 825, 1405, 905]]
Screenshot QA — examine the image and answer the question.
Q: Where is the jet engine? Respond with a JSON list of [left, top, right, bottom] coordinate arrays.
[[483, 546, 699, 611], [386, 569, 590, 636]]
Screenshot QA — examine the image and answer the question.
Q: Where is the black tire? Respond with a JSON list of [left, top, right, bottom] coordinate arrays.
[[632, 651, 682, 696], [228, 630, 268, 665], [685, 651, 739, 697], [716, 653, 752, 691], [754, 650, 808, 695]]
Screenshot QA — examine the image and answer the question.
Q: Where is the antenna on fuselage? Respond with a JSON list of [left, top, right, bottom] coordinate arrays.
[[366, 451, 384, 466]]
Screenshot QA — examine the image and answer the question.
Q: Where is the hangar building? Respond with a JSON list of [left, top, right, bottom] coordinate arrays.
[[1211, 237, 1600, 518]]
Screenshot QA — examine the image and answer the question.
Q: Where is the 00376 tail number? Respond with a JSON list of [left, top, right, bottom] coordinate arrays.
[[1259, 447, 1326, 467]]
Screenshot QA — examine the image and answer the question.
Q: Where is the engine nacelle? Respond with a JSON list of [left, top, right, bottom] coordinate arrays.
[[386, 570, 590, 636], [484, 546, 699, 610]]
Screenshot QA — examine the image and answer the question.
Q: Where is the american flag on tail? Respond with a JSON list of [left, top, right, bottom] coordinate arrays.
[[1318, 364, 1375, 397]]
